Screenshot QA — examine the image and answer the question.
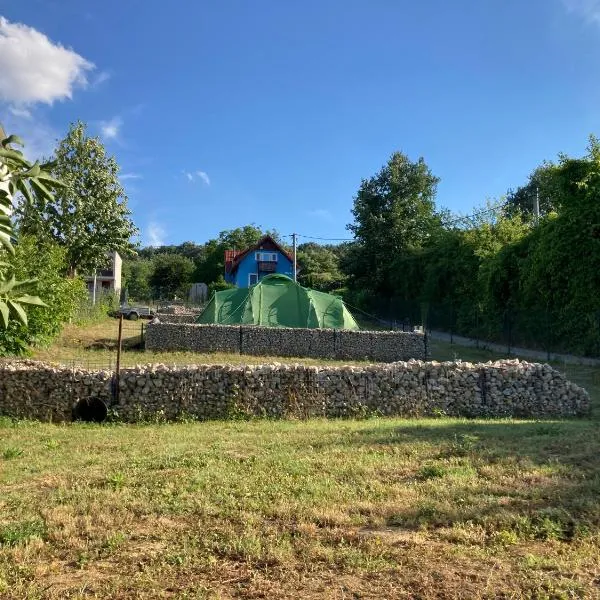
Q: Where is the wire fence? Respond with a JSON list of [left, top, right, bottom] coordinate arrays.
[[361, 298, 600, 360]]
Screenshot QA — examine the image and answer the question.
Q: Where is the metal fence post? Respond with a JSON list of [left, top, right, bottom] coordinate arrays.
[[115, 314, 123, 405]]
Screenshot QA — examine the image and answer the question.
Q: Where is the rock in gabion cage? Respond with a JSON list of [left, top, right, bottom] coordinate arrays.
[[0, 358, 590, 422]]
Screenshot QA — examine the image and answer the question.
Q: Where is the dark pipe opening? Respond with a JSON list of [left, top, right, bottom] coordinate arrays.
[[73, 397, 108, 423]]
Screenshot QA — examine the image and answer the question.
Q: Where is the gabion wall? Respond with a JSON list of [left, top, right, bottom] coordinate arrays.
[[145, 323, 428, 362], [0, 359, 590, 422]]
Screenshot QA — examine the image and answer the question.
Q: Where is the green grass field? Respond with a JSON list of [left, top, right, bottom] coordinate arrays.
[[0, 319, 597, 598]]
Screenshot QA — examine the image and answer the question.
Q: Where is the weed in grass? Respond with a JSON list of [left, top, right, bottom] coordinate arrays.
[[102, 532, 126, 554], [44, 438, 60, 450], [0, 520, 46, 547], [2, 446, 23, 459], [75, 551, 90, 569], [448, 433, 479, 456], [417, 464, 447, 480], [490, 529, 519, 547], [106, 471, 126, 490]]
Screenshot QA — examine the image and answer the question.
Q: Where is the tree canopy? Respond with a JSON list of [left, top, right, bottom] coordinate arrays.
[[346, 151, 441, 296], [19, 121, 138, 276]]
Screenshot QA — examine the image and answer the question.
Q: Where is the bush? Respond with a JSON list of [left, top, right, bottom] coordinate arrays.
[[0, 237, 87, 356]]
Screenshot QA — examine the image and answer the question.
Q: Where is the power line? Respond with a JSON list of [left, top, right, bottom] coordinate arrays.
[[284, 233, 353, 242], [284, 204, 505, 244]]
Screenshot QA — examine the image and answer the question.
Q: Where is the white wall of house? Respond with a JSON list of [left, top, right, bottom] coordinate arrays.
[[84, 251, 122, 300]]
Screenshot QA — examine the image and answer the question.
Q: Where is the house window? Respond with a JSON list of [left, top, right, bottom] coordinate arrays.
[[249, 273, 258, 286], [255, 252, 277, 262]]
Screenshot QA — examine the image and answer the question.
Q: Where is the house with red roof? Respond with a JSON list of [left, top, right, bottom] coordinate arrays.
[[224, 235, 294, 287]]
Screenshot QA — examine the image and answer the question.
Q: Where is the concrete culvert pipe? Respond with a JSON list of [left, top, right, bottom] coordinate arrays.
[[73, 397, 108, 423]]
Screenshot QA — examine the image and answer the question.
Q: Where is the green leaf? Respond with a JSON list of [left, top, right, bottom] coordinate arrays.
[[15, 295, 47, 307], [0, 300, 8, 328], [7, 300, 28, 326], [0, 231, 15, 255], [0, 148, 29, 166], [22, 162, 41, 178], [15, 179, 34, 206], [0, 275, 16, 294], [28, 178, 54, 201], [36, 173, 66, 188], [1, 135, 24, 148], [39, 159, 57, 171]]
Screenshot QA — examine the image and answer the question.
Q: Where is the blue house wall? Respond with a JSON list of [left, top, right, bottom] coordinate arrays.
[[227, 250, 293, 287]]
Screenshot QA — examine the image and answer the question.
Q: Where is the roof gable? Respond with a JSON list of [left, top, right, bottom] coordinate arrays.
[[226, 235, 293, 274]]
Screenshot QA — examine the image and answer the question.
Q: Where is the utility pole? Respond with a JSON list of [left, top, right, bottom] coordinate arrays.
[[92, 269, 97, 306], [292, 233, 297, 281], [534, 187, 540, 225]]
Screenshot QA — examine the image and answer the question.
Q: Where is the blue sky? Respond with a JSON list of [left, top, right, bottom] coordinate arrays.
[[1, 0, 600, 247]]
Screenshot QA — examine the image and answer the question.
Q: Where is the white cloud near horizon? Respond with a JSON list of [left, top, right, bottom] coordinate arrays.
[[0, 17, 94, 106], [100, 116, 123, 140], [183, 170, 211, 185], [147, 222, 166, 247], [561, 0, 600, 24]]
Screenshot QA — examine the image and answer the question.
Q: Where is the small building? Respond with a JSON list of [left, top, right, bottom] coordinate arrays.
[[224, 235, 293, 287], [83, 251, 122, 299]]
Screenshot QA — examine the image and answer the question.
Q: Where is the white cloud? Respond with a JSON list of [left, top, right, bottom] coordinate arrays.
[[93, 70, 111, 86], [100, 116, 122, 140], [183, 169, 211, 185], [561, 0, 600, 24], [120, 172, 143, 181], [147, 222, 166, 247], [8, 105, 32, 119], [196, 170, 210, 186], [0, 17, 94, 105]]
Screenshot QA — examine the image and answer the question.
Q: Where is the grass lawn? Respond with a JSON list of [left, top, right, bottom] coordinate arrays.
[[0, 318, 597, 597], [1, 417, 599, 599]]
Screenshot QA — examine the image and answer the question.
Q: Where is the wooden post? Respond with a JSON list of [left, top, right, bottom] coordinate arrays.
[[115, 314, 123, 404]]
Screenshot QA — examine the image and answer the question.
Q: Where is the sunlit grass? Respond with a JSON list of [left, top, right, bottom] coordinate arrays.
[[1, 417, 599, 598]]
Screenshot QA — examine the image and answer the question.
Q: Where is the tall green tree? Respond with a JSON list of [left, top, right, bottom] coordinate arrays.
[[346, 151, 441, 297], [149, 254, 195, 299], [19, 121, 138, 276]]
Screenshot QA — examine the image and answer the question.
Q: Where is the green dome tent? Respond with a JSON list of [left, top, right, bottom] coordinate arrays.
[[197, 274, 359, 330]]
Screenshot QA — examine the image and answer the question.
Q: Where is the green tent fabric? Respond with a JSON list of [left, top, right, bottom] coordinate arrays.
[[197, 274, 359, 330]]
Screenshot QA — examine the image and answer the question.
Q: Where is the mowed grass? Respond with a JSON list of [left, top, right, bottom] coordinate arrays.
[[1, 417, 600, 599], [1, 318, 597, 597]]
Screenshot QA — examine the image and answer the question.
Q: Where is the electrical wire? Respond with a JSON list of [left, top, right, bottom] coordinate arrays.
[[285, 204, 505, 243]]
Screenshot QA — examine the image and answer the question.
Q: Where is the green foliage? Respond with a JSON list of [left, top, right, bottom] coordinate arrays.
[[0, 132, 62, 333], [149, 253, 195, 300], [18, 121, 138, 275], [0, 237, 87, 356], [207, 275, 235, 299], [346, 151, 442, 297], [122, 258, 153, 302], [338, 136, 600, 355], [296, 242, 346, 291]]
